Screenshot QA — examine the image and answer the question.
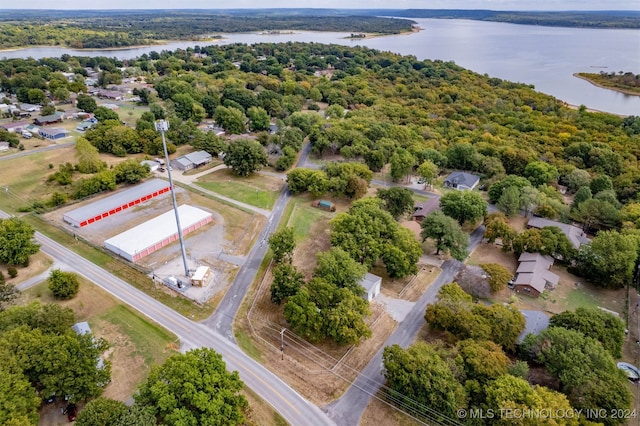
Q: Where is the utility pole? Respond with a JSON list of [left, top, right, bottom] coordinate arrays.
[[280, 328, 286, 360], [155, 120, 189, 277]]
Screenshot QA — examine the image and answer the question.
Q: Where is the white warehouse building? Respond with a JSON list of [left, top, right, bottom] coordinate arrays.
[[104, 205, 213, 262]]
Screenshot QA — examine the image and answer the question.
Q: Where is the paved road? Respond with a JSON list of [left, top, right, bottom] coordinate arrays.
[[203, 142, 312, 337], [325, 225, 486, 425], [0, 141, 75, 161], [0, 209, 334, 426]]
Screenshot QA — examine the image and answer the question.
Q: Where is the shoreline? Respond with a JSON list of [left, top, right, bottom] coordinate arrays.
[[564, 101, 628, 117], [573, 73, 640, 97]]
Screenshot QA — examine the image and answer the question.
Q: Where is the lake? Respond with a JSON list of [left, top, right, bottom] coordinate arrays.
[[1, 18, 639, 116]]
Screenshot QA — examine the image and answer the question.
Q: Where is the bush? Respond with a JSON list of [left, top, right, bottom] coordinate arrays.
[[7, 266, 17, 278], [48, 269, 79, 300]]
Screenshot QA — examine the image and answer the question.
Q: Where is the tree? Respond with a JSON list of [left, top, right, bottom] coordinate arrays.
[[590, 174, 613, 194], [48, 269, 80, 300], [420, 211, 468, 260], [523, 161, 558, 187], [485, 375, 578, 426], [135, 348, 247, 426], [270, 263, 304, 305], [389, 148, 415, 182], [496, 185, 521, 216], [75, 137, 104, 174], [416, 160, 438, 187], [40, 105, 56, 116], [313, 247, 366, 296], [268, 227, 295, 264], [76, 397, 127, 426], [383, 342, 466, 419], [520, 327, 631, 423], [439, 190, 488, 225], [564, 168, 591, 193], [550, 307, 625, 358], [446, 142, 477, 170], [483, 212, 516, 248], [0, 301, 75, 335], [247, 106, 270, 132], [488, 175, 531, 204], [384, 227, 423, 278], [479, 263, 511, 292], [223, 139, 268, 176], [456, 339, 509, 384], [113, 159, 150, 184], [214, 105, 247, 134], [572, 198, 619, 231], [0, 272, 18, 312], [0, 355, 40, 426], [376, 187, 414, 220], [93, 106, 120, 122], [0, 218, 40, 266], [571, 185, 592, 210]]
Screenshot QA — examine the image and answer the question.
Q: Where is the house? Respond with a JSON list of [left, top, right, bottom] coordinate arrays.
[[1, 120, 30, 133], [170, 150, 212, 171], [512, 252, 560, 297], [76, 121, 96, 131], [191, 266, 211, 287], [20, 103, 41, 112], [39, 127, 68, 140], [0, 142, 10, 152], [412, 198, 440, 222], [359, 273, 382, 302], [443, 171, 480, 190], [34, 111, 65, 126], [527, 216, 590, 250], [140, 160, 159, 172], [99, 103, 119, 110], [97, 90, 124, 101]]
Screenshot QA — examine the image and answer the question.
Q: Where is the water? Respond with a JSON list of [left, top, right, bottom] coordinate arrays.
[[1, 18, 639, 115]]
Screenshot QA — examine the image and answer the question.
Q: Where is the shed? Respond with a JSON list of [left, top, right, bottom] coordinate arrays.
[[63, 179, 171, 227], [140, 160, 159, 172], [170, 150, 212, 171], [39, 127, 67, 140], [443, 171, 480, 191], [359, 273, 382, 302], [191, 266, 211, 287], [0, 142, 9, 152], [104, 205, 213, 262], [312, 200, 336, 212], [72, 321, 92, 335]]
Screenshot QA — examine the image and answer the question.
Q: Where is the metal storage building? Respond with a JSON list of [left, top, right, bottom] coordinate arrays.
[[104, 205, 213, 262], [170, 150, 212, 171], [63, 179, 171, 228]]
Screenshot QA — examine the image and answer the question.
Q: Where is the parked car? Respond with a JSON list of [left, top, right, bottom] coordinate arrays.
[[21, 130, 32, 139], [63, 403, 77, 422]]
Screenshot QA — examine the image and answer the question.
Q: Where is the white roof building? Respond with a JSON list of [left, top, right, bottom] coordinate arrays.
[[104, 205, 213, 262], [359, 273, 382, 302]]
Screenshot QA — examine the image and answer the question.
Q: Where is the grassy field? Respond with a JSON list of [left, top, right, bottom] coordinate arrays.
[[196, 169, 283, 209], [286, 197, 332, 241]]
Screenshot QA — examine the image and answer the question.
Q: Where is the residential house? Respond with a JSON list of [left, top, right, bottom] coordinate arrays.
[[20, 103, 41, 112], [359, 273, 382, 302], [443, 171, 480, 191], [1, 120, 30, 133], [527, 216, 591, 250], [512, 252, 560, 297], [412, 198, 440, 222], [39, 127, 68, 140], [34, 111, 65, 126], [170, 150, 212, 171], [97, 90, 124, 101]]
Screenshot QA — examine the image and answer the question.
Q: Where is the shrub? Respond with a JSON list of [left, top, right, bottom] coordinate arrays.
[[7, 266, 18, 278], [48, 269, 80, 300]]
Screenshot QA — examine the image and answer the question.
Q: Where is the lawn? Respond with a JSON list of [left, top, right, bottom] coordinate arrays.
[[286, 198, 332, 241], [195, 169, 283, 209]]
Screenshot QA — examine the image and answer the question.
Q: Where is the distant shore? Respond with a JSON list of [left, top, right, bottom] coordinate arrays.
[[0, 37, 225, 53], [573, 73, 640, 97]]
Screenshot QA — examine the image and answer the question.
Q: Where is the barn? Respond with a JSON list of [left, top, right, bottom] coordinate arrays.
[[104, 205, 213, 262], [63, 179, 171, 228]]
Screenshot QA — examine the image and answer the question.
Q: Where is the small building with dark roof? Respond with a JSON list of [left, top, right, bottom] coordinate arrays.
[[443, 171, 480, 191], [412, 198, 440, 222], [38, 127, 67, 140]]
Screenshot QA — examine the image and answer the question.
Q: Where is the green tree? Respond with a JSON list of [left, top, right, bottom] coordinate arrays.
[[135, 348, 247, 426], [0, 218, 40, 266], [456, 339, 509, 384], [270, 263, 304, 305], [40, 104, 56, 116], [47, 269, 79, 300], [113, 159, 150, 184], [420, 211, 468, 260], [389, 148, 415, 182], [268, 227, 295, 264], [479, 263, 512, 292], [0, 301, 75, 335], [572, 198, 619, 231], [383, 227, 423, 278], [483, 212, 516, 248], [247, 106, 270, 132], [485, 375, 578, 426], [223, 139, 268, 176], [550, 307, 625, 358], [376, 187, 414, 220], [590, 174, 613, 194], [496, 185, 521, 217], [0, 272, 18, 312], [214, 105, 247, 134], [76, 397, 127, 426], [0, 355, 40, 426], [93, 106, 119, 122], [75, 136, 104, 174], [439, 190, 488, 225], [446, 142, 477, 170], [416, 160, 438, 187], [571, 185, 592, 209], [313, 247, 366, 296], [564, 168, 591, 193], [488, 175, 531, 204], [523, 161, 558, 187], [383, 342, 466, 419]]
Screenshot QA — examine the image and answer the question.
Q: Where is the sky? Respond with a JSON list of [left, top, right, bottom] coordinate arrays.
[[1, 0, 639, 10]]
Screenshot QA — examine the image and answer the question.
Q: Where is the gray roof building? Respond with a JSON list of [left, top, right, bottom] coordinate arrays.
[[513, 252, 559, 297], [359, 273, 382, 302], [527, 216, 591, 249], [170, 150, 212, 171], [443, 171, 480, 190], [412, 198, 440, 222]]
